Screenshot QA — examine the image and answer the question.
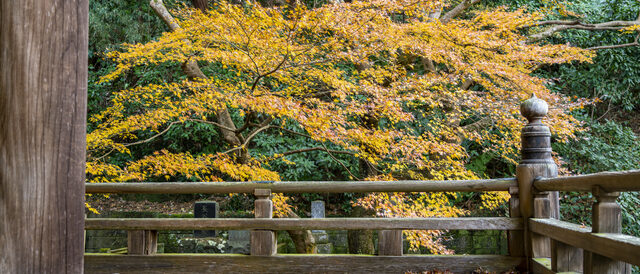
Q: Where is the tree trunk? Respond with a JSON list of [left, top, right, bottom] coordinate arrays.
[[0, 0, 88, 272], [284, 211, 317, 253], [348, 206, 376, 254], [192, 0, 208, 11]]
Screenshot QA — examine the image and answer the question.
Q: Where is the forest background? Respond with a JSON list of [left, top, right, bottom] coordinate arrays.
[[87, 0, 640, 254]]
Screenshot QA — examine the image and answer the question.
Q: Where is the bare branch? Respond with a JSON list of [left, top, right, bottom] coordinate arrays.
[[276, 147, 355, 157], [440, 0, 481, 24], [526, 19, 640, 42], [587, 33, 640, 50], [92, 121, 180, 161], [321, 143, 361, 180]]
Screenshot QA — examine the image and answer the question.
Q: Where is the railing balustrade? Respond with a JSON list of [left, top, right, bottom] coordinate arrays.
[[83, 95, 640, 273]]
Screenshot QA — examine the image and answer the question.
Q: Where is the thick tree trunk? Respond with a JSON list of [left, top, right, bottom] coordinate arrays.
[[284, 211, 317, 253], [0, 0, 88, 272], [192, 0, 208, 11], [348, 206, 376, 254]]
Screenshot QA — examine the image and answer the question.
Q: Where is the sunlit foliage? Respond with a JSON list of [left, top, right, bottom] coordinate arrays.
[[89, 0, 592, 252]]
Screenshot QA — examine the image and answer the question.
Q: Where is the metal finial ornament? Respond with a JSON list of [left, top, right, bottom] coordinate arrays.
[[520, 93, 553, 164]]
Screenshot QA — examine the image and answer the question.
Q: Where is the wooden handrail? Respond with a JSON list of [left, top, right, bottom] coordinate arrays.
[[85, 254, 524, 273], [529, 218, 640, 266], [84, 217, 523, 231], [533, 169, 640, 192], [85, 178, 516, 194]]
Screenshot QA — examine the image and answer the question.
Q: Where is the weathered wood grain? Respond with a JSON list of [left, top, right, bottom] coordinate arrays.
[[251, 189, 276, 256], [85, 178, 516, 194], [584, 188, 630, 274], [534, 170, 640, 192], [507, 187, 525, 271], [531, 258, 558, 274], [127, 230, 158, 255], [529, 218, 640, 266], [84, 254, 523, 273], [0, 0, 87, 272], [85, 217, 523, 231], [378, 230, 403, 256]]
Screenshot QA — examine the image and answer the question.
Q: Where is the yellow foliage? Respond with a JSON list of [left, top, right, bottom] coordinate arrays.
[[88, 0, 593, 253]]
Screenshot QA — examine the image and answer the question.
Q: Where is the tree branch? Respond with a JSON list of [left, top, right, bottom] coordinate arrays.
[[440, 0, 481, 24], [526, 19, 640, 42], [587, 33, 640, 50], [149, 0, 242, 147], [276, 146, 355, 157]]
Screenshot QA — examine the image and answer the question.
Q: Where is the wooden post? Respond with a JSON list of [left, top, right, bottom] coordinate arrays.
[[584, 187, 631, 274], [507, 187, 525, 269], [0, 0, 88, 272], [251, 189, 276, 255], [516, 94, 567, 270], [127, 230, 158, 255], [378, 230, 403, 256]]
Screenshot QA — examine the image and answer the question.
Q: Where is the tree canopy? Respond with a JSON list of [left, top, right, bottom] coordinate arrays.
[[87, 0, 639, 253]]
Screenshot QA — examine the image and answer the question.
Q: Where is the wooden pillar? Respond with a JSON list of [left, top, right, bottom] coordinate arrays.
[[516, 94, 577, 272], [584, 187, 631, 274], [507, 187, 525, 270], [251, 189, 276, 256], [127, 230, 158, 255], [378, 230, 403, 256], [0, 0, 88, 273]]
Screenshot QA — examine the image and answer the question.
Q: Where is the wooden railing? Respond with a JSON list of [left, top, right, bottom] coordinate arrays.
[[526, 170, 640, 273], [84, 179, 525, 273], [83, 95, 640, 273]]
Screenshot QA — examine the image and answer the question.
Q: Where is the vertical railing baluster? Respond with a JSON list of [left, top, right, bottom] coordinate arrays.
[[251, 188, 277, 256], [584, 187, 631, 274], [127, 230, 158, 255], [378, 230, 403, 256], [507, 186, 525, 271]]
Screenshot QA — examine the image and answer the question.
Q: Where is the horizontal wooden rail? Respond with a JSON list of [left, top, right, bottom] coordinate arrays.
[[529, 218, 640, 266], [85, 217, 523, 231], [85, 254, 524, 273], [85, 178, 516, 194], [533, 169, 640, 192]]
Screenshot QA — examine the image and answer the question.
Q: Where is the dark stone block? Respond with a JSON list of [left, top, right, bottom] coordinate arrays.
[[194, 201, 218, 237]]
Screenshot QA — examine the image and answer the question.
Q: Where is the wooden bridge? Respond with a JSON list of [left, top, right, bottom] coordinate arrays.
[[81, 96, 640, 273], [2, 1, 640, 273]]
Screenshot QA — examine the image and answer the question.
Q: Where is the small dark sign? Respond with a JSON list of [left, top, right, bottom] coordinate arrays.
[[194, 201, 218, 237]]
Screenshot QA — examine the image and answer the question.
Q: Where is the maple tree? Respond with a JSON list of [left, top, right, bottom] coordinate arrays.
[[87, 0, 603, 253]]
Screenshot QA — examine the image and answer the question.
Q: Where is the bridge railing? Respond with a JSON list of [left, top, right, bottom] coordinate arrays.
[[84, 179, 525, 273], [526, 170, 640, 273], [83, 95, 640, 273]]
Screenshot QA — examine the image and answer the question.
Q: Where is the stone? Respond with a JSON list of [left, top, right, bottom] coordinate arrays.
[[311, 200, 327, 234], [311, 200, 326, 218], [316, 243, 333, 254], [228, 230, 250, 254], [194, 201, 219, 238], [312, 231, 329, 244]]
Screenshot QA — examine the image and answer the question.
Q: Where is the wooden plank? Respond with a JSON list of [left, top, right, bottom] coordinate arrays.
[[532, 193, 551, 258], [85, 217, 523, 231], [529, 218, 640, 266], [251, 189, 276, 256], [85, 178, 516, 194], [84, 254, 524, 273], [551, 241, 582, 272], [534, 170, 640, 192], [0, 0, 88, 272], [584, 188, 629, 274], [378, 230, 403, 256], [127, 230, 157, 255], [531, 258, 556, 274]]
